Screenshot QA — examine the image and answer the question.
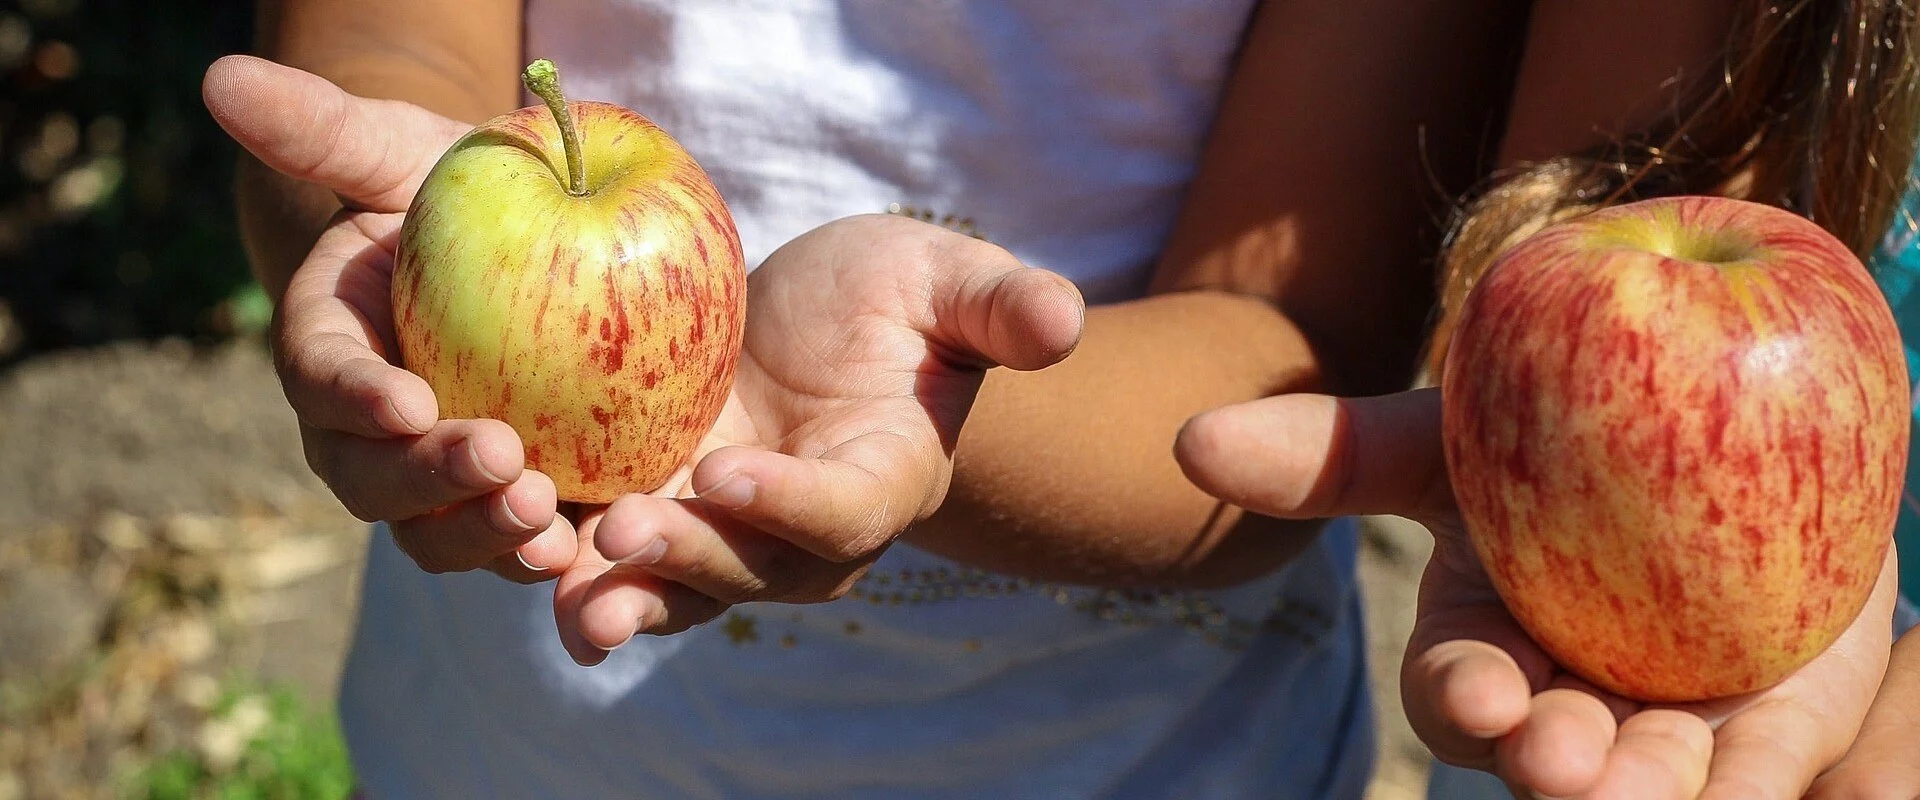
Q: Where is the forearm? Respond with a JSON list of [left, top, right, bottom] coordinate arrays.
[[238, 0, 521, 298], [904, 290, 1329, 588], [900, 1, 1529, 587]]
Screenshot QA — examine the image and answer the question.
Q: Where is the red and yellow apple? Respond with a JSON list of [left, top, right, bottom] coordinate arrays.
[[1441, 195, 1909, 702], [392, 59, 745, 503]]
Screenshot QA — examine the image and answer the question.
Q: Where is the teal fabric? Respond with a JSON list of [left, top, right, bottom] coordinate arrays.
[[1867, 173, 1920, 603]]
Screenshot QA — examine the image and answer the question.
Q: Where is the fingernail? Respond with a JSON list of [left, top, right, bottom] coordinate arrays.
[[624, 537, 668, 566], [597, 629, 636, 653], [454, 437, 508, 487], [493, 492, 535, 533], [513, 551, 549, 572], [699, 473, 755, 509]]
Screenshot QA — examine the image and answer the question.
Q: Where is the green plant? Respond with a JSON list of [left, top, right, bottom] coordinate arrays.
[[126, 684, 354, 800]]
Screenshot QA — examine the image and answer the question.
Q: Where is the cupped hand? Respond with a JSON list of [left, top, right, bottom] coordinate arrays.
[[556, 213, 1086, 664], [202, 56, 577, 582], [1175, 388, 1898, 799]]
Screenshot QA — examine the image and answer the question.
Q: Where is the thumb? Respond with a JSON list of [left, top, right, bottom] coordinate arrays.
[[1174, 387, 1455, 522], [201, 54, 471, 212], [930, 255, 1086, 373]]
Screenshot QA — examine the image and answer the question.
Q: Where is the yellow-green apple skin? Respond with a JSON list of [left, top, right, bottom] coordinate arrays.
[[1441, 196, 1909, 702], [392, 100, 745, 504]]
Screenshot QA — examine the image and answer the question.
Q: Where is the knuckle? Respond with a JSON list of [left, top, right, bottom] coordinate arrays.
[[793, 566, 864, 604], [279, 328, 339, 386], [305, 434, 380, 522], [817, 537, 871, 564], [815, 513, 890, 564], [389, 527, 444, 574], [658, 600, 728, 636], [660, 538, 769, 604], [706, 568, 772, 605], [393, 519, 487, 576], [331, 482, 381, 523], [398, 445, 454, 506], [412, 541, 473, 575]]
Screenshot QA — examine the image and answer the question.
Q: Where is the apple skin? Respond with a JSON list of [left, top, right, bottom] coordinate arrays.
[[1441, 196, 1909, 702], [392, 100, 745, 504]]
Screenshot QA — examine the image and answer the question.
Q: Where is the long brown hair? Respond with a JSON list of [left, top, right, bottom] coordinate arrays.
[[1424, 0, 1920, 378]]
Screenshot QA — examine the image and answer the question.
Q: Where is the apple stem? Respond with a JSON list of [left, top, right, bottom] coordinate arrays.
[[522, 59, 587, 197]]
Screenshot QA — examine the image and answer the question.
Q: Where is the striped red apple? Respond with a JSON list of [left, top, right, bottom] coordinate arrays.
[[1441, 196, 1909, 702], [392, 60, 745, 503]]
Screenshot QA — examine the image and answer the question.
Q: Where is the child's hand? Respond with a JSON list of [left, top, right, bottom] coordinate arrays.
[[202, 56, 579, 582], [1806, 618, 1920, 798], [554, 214, 1085, 664], [1176, 388, 1898, 799]]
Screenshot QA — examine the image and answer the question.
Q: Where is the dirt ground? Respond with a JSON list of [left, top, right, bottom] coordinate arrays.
[[0, 339, 1437, 799]]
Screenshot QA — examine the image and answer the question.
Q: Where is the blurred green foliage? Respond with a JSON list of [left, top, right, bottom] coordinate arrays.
[[0, 0, 260, 363], [130, 684, 356, 800]]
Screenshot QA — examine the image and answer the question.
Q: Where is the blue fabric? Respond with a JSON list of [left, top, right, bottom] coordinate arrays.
[[341, 520, 1377, 800], [1867, 172, 1920, 603]]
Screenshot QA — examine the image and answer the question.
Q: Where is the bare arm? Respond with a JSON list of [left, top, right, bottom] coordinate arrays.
[[237, 0, 522, 300], [1495, 0, 1737, 167], [902, 0, 1529, 587]]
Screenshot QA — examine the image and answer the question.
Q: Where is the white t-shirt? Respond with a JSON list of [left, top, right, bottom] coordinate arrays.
[[339, 2, 1377, 797]]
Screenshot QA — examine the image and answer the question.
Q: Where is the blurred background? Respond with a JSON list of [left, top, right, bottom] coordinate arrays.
[[0, 1, 1439, 798], [1, 1, 369, 798]]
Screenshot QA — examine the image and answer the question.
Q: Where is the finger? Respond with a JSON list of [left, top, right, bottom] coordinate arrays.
[[482, 513, 579, 585], [275, 219, 436, 437], [575, 567, 730, 649], [1807, 628, 1920, 797], [689, 436, 934, 563], [1692, 702, 1827, 800], [201, 55, 469, 212], [1807, 587, 1920, 799], [1404, 639, 1536, 769], [387, 471, 557, 574], [1585, 710, 1714, 800], [1494, 688, 1616, 797], [924, 238, 1086, 371], [1175, 388, 1453, 524], [306, 419, 523, 522], [553, 510, 614, 666], [593, 493, 864, 604]]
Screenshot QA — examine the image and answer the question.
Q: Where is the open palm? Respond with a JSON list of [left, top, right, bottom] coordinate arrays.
[[558, 213, 1084, 663], [1177, 388, 1897, 799]]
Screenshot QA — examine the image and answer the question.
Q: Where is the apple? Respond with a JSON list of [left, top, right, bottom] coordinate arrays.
[[1440, 195, 1909, 702], [392, 59, 745, 504]]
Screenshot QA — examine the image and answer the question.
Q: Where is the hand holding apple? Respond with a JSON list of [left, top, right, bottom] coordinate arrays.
[[1179, 388, 1899, 798], [203, 55, 579, 583], [1173, 196, 1906, 797]]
